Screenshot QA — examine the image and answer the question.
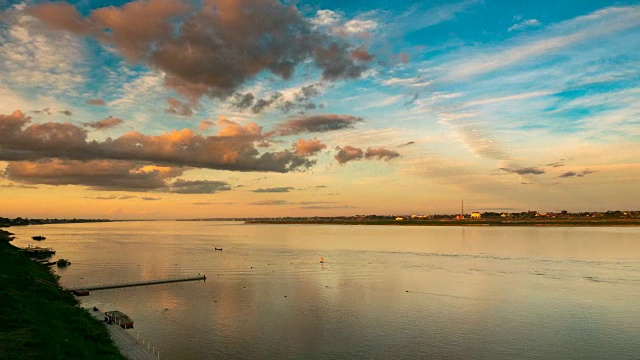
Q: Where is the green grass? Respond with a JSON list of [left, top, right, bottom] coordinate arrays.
[[0, 241, 125, 360]]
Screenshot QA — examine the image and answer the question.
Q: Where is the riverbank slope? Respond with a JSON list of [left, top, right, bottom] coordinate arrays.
[[0, 237, 125, 359]]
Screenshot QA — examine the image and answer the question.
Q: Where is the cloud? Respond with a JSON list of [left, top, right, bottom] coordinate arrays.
[[334, 145, 364, 164], [84, 116, 124, 130], [231, 93, 255, 109], [87, 98, 106, 106], [192, 201, 236, 205], [438, 112, 510, 160], [141, 196, 162, 201], [399, 141, 415, 147], [299, 204, 356, 209], [364, 147, 400, 161], [216, 116, 263, 138], [382, 77, 431, 87], [249, 93, 283, 114], [84, 195, 139, 200], [27, 0, 373, 102], [198, 120, 214, 132], [4, 159, 183, 191], [165, 179, 231, 194], [508, 19, 541, 32], [558, 169, 596, 178], [341, 19, 377, 35], [292, 138, 327, 156], [249, 200, 288, 205], [443, 6, 640, 81], [546, 161, 565, 168], [0, 110, 314, 173], [499, 167, 545, 175], [271, 114, 362, 136], [0, 183, 39, 189], [164, 97, 195, 117], [0, 5, 86, 96], [311, 10, 342, 28], [252, 187, 295, 193], [60, 110, 72, 116]]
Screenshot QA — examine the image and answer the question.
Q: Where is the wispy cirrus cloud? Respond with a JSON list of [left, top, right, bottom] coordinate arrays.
[[441, 5, 640, 81]]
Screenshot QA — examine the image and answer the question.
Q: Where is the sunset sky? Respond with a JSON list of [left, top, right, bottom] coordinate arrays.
[[1, 0, 639, 219]]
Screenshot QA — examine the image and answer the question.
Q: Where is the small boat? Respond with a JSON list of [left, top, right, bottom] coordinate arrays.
[[57, 259, 71, 267], [72, 289, 90, 296], [215, 247, 223, 251], [32, 236, 46, 241]]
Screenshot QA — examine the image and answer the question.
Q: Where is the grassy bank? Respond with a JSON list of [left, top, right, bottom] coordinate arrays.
[[0, 238, 125, 360]]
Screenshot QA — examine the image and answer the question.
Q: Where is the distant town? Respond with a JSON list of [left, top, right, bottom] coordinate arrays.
[[1, 210, 639, 228], [189, 210, 640, 226]]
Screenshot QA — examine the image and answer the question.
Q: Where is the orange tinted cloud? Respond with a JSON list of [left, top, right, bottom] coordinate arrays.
[[293, 138, 327, 156], [0, 110, 312, 172]]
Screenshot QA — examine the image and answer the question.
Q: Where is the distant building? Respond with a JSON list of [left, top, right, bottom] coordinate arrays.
[[395, 217, 404, 221], [471, 212, 481, 219]]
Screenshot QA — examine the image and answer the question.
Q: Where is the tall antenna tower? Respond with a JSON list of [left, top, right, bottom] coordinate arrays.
[[461, 198, 464, 218]]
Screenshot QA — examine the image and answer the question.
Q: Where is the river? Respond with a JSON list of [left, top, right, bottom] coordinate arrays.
[[9, 222, 640, 359]]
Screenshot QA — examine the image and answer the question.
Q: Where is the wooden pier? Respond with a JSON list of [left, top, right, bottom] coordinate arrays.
[[69, 275, 206, 295]]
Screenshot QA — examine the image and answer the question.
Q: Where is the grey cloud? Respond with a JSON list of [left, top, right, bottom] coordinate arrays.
[[399, 141, 415, 147], [192, 201, 237, 205], [252, 187, 295, 193], [271, 114, 362, 136], [231, 93, 255, 109], [28, 0, 373, 103], [546, 161, 565, 168], [0, 183, 39, 189], [559, 169, 596, 178], [164, 97, 195, 117], [60, 110, 73, 116], [249, 200, 288, 206], [500, 167, 545, 175], [166, 179, 231, 194], [251, 93, 283, 113], [141, 196, 162, 201]]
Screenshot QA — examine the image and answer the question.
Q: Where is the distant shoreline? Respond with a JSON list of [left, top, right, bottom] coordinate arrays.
[[244, 219, 640, 226]]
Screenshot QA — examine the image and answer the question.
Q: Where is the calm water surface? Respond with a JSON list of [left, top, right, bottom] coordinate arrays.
[[10, 222, 640, 359]]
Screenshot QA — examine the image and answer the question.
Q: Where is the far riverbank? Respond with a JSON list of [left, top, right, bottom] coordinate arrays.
[[245, 218, 640, 226]]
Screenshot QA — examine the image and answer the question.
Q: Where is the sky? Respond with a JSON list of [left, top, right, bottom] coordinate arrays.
[[0, 0, 639, 219]]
